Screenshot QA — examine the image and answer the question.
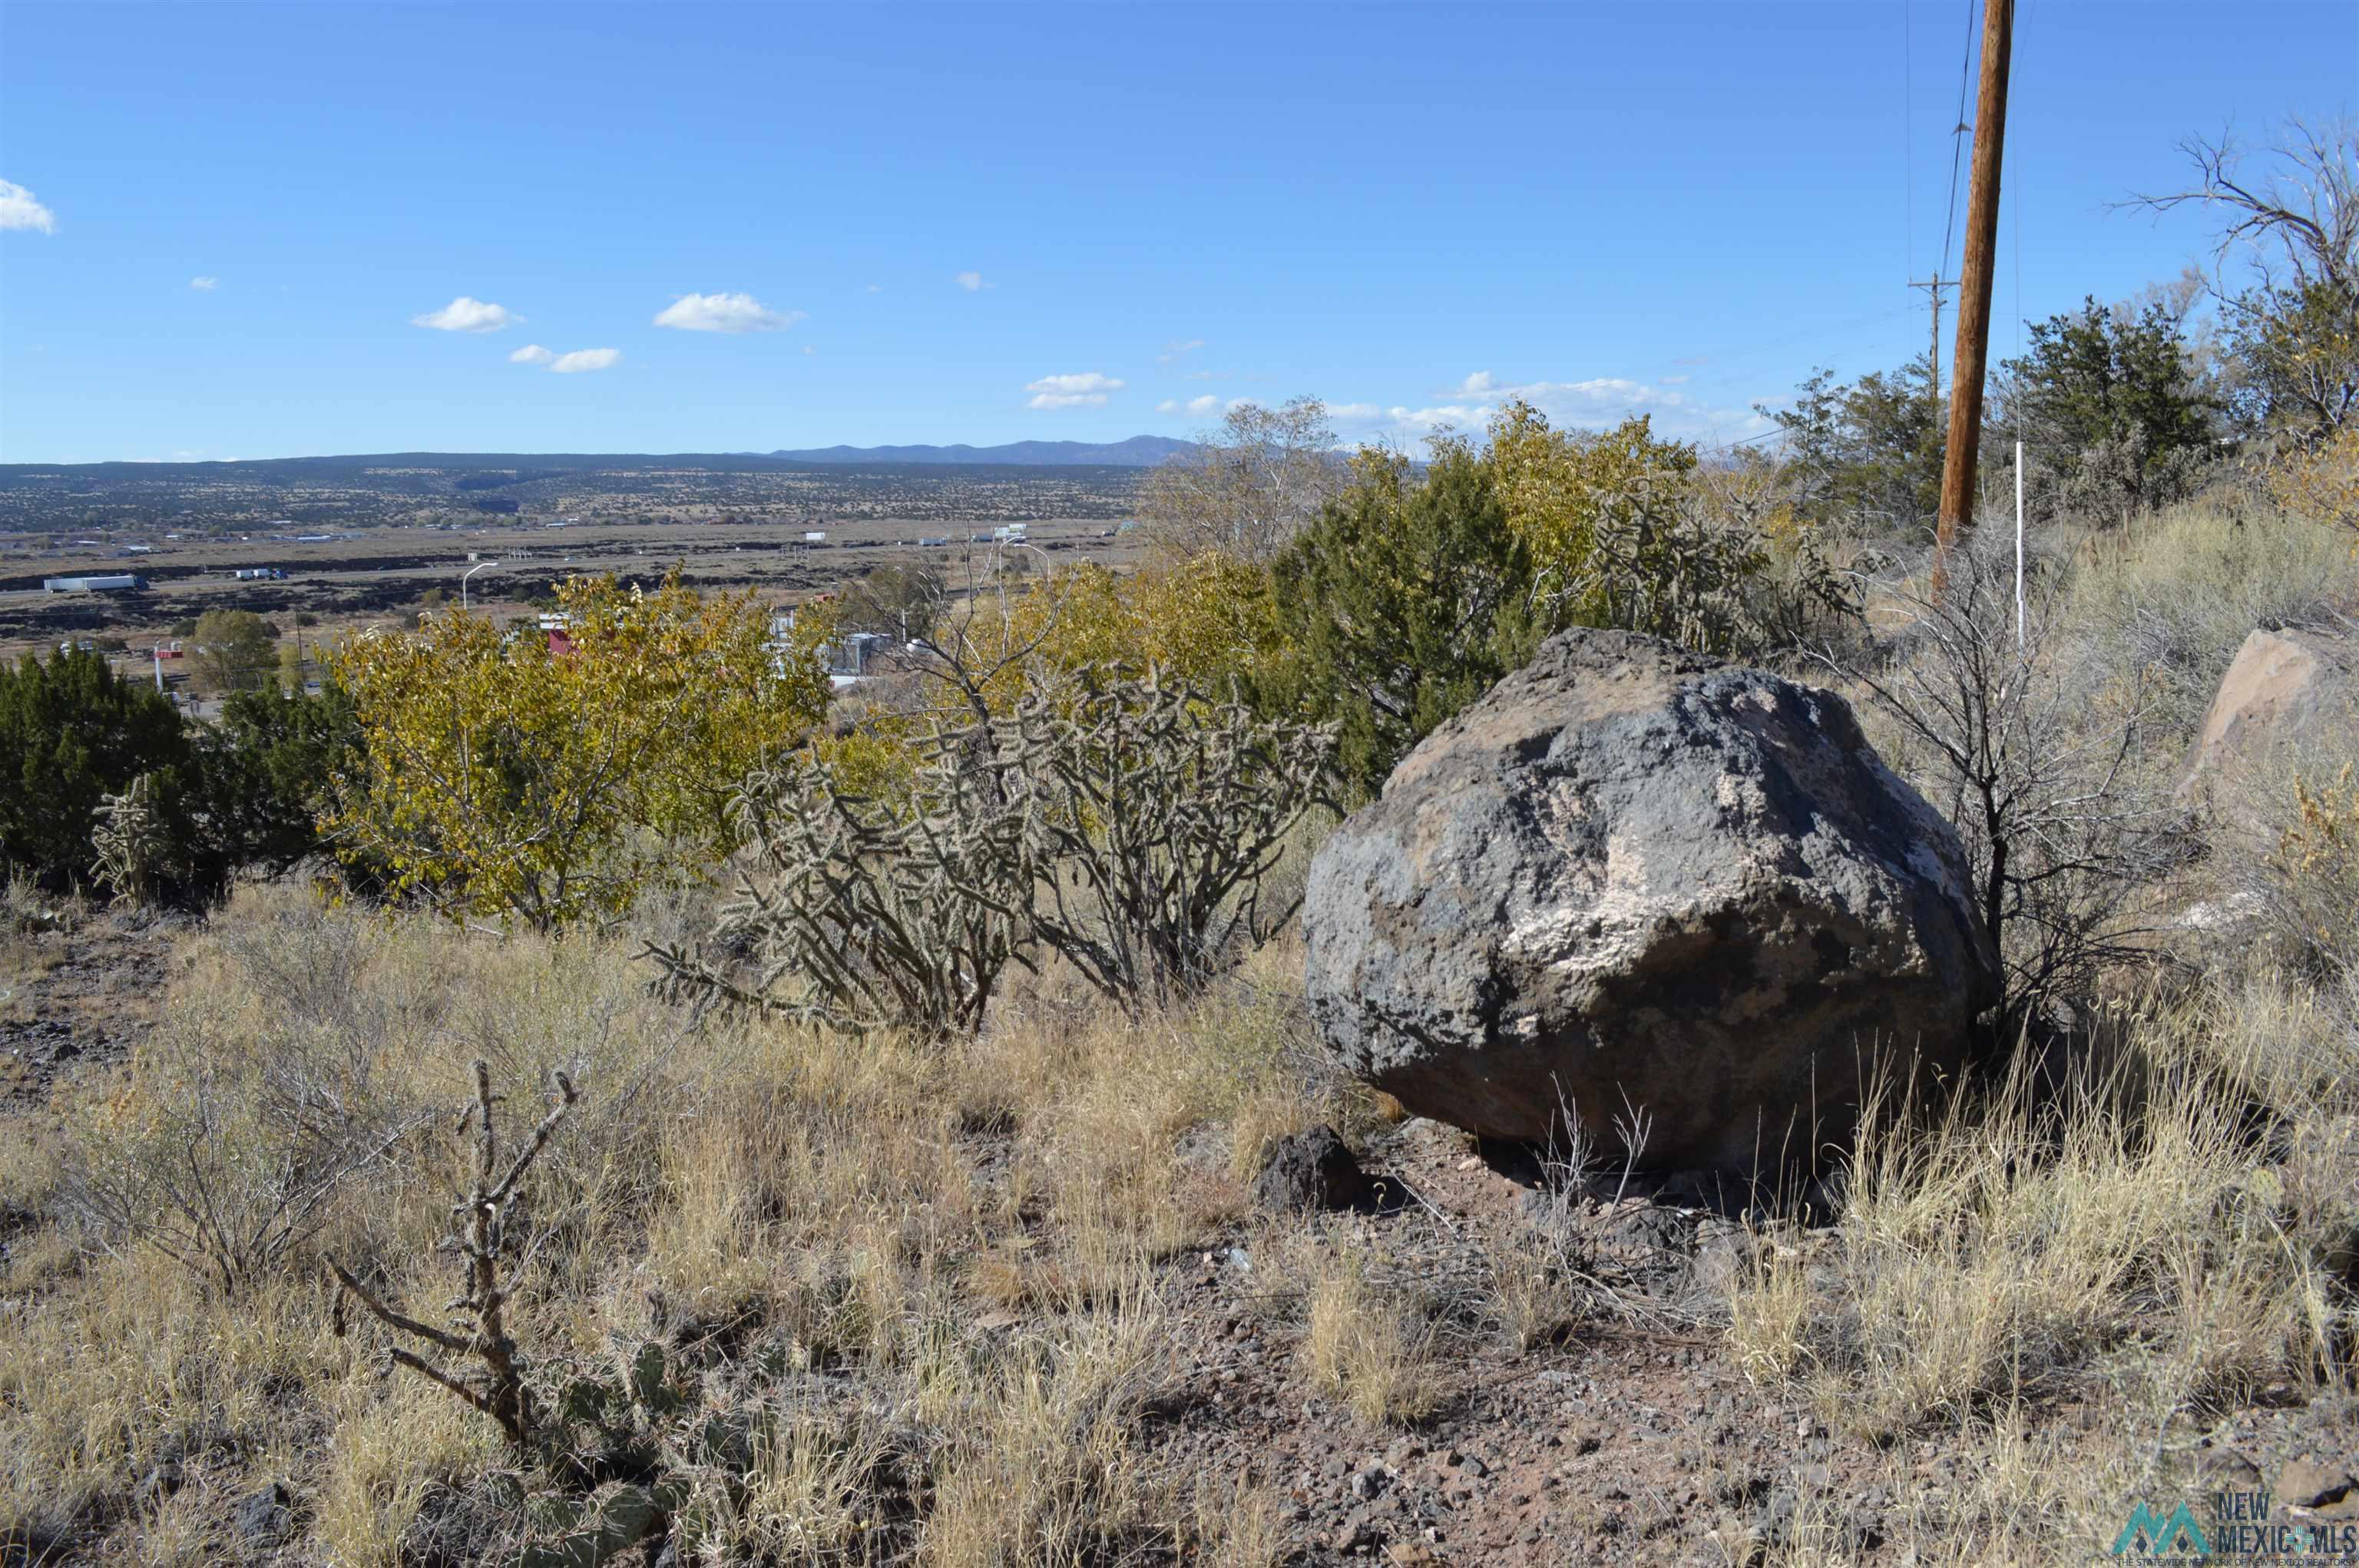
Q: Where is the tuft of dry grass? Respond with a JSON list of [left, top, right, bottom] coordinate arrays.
[[710, 1408, 891, 1563], [1301, 1247, 1442, 1427], [917, 1304, 1185, 1567], [1725, 989, 2346, 1449]]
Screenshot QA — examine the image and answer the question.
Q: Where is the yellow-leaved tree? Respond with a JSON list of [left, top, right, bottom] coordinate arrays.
[[1026, 554, 1280, 692], [806, 551, 1286, 803], [2271, 425, 2359, 541], [326, 571, 832, 930]]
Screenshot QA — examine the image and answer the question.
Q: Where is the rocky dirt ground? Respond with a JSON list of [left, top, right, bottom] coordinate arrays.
[[1142, 1118, 1855, 1566], [5, 915, 2355, 1566], [0, 908, 179, 1110]]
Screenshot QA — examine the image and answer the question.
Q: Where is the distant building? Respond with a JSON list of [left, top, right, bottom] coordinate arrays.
[[829, 631, 888, 677], [763, 610, 885, 686], [44, 574, 148, 593]]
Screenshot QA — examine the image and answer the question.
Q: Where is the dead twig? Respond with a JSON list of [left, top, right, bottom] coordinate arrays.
[[326, 1060, 579, 1447]]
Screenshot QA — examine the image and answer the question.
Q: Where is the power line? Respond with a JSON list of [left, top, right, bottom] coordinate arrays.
[[1938, 0, 1977, 283], [1699, 426, 1786, 458], [1677, 302, 1921, 379]]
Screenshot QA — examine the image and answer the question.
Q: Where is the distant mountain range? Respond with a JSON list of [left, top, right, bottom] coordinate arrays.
[[763, 435, 1196, 468], [0, 438, 1196, 485]]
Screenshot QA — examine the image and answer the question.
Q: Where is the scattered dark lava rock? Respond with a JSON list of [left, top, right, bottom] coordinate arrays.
[[1251, 1124, 1368, 1212]]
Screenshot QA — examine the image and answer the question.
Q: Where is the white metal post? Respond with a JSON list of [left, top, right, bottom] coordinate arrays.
[[2013, 440, 2026, 650]]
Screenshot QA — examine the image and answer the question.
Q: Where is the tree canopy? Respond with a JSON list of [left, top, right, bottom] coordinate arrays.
[[189, 609, 282, 696], [1998, 294, 2223, 518], [1137, 396, 1345, 562], [326, 572, 833, 930], [0, 648, 194, 894]]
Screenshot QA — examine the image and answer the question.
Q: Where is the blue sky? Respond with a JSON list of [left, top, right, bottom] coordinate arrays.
[[2, 1, 2350, 463]]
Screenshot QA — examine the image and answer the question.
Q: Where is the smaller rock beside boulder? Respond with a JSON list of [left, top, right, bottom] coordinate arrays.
[[1252, 1126, 1368, 1212], [2179, 623, 2358, 800]]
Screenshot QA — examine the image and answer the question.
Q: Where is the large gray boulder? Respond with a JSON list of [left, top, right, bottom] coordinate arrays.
[[1303, 630, 2000, 1173]]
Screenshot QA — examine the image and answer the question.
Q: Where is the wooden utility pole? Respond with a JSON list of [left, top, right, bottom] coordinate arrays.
[[1933, 0, 2014, 587], [1911, 274, 1956, 406]]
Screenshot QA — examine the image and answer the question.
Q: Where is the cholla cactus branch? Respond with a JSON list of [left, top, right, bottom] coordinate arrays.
[[90, 772, 168, 908], [326, 1060, 579, 1447], [1010, 666, 1338, 1007]]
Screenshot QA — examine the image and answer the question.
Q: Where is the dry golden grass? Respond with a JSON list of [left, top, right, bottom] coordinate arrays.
[[1300, 1246, 1442, 1427], [2, 880, 1318, 1563], [1729, 1019, 2333, 1444], [708, 1408, 888, 1563], [1718, 979, 2354, 1559], [918, 1307, 1176, 1566]]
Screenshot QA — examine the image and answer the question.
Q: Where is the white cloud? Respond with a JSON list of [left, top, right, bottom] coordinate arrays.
[[1388, 403, 1493, 431], [653, 291, 804, 333], [510, 344, 556, 365], [412, 295, 520, 332], [1442, 372, 1682, 413], [1158, 393, 1225, 417], [1160, 337, 1206, 362], [865, 283, 882, 293], [1440, 369, 1669, 407], [955, 270, 991, 292], [1025, 371, 1123, 410], [550, 348, 620, 374], [801, 344, 816, 355], [188, 276, 218, 291], [1326, 402, 1385, 422], [1414, 369, 1774, 444], [0, 180, 56, 233]]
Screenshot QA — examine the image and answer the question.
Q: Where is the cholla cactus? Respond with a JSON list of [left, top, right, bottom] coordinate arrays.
[[646, 721, 1036, 1040], [649, 666, 1337, 1031], [1008, 667, 1337, 1004], [90, 772, 168, 908]]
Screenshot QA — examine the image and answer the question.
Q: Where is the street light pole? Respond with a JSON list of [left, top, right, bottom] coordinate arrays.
[[462, 560, 501, 611]]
